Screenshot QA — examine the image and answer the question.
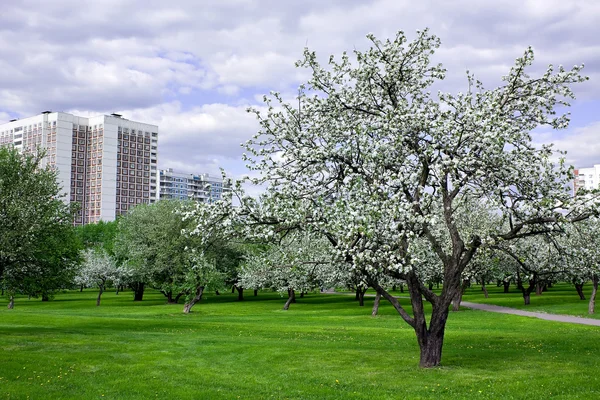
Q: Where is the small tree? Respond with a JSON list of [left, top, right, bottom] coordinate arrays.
[[181, 249, 224, 314], [493, 235, 567, 305], [114, 200, 200, 304], [240, 233, 341, 310], [76, 249, 119, 306], [562, 218, 600, 313]]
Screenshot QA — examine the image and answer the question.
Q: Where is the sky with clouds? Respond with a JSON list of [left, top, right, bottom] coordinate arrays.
[[1, 0, 599, 183]]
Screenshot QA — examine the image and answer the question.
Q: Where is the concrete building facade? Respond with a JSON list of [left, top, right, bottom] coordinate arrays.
[[574, 165, 600, 195], [0, 112, 158, 224], [158, 168, 228, 203]]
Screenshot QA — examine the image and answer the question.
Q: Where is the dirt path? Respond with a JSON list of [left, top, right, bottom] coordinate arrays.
[[324, 292, 600, 326], [460, 301, 600, 327]]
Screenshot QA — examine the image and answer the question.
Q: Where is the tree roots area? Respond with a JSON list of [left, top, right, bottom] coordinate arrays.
[[1, 284, 599, 399]]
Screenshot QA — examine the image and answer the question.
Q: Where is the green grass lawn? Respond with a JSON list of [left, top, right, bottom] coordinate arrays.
[[1, 288, 600, 399], [459, 282, 600, 319]]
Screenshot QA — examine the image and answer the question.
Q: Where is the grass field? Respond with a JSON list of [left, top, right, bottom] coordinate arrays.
[[1, 288, 600, 399]]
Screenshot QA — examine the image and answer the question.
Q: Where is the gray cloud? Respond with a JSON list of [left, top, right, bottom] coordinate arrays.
[[1, 0, 599, 175]]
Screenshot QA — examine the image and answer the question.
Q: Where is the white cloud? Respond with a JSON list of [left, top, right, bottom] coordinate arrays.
[[534, 122, 600, 168], [98, 101, 262, 176], [1, 0, 600, 179]]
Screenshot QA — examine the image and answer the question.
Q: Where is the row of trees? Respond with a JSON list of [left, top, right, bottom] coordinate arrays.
[[190, 198, 600, 314], [0, 147, 243, 313], [0, 146, 363, 313], [69, 200, 241, 313]]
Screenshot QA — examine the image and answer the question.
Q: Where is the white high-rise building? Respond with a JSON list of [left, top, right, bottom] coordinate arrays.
[[157, 168, 229, 203], [0, 112, 158, 224], [574, 165, 600, 195]]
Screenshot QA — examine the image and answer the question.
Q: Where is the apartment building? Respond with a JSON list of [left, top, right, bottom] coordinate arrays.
[[158, 168, 229, 203], [0, 112, 158, 224], [573, 165, 600, 195]]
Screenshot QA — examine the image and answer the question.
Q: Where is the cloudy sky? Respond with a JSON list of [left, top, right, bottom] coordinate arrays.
[[1, 0, 599, 182]]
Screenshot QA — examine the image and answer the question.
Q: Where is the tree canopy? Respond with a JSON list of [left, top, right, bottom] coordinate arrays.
[[0, 146, 82, 308], [188, 29, 599, 367]]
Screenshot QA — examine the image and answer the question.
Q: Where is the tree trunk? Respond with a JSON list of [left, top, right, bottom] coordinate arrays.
[[80, 285, 84, 292], [481, 280, 489, 298], [521, 279, 535, 305], [400, 284, 404, 293], [236, 287, 244, 301], [96, 285, 104, 306], [373, 271, 452, 368], [42, 293, 49, 302], [7, 296, 14, 309], [451, 292, 462, 312], [451, 279, 470, 311], [358, 288, 366, 306], [371, 292, 381, 316], [409, 273, 449, 368], [575, 283, 586, 300], [215, 290, 220, 296], [232, 285, 236, 294], [354, 287, 360, 300], [115, 286, 119, 295], [283, 289, 296, 310], [183, 286, 204, 314], [253, 289, 258, 296], [428, 283, 434, 290], [589, 275, 598, 314], [132, 282, 144, 301], [165, 291, 178, 304], [503, 281, 510, 293], [535, 282, 543, 296], [417, 314, 447, 368], [300, 292, 304, 298]]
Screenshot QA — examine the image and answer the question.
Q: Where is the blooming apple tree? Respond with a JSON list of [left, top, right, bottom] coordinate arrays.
[[76, 249, 119, 306], [235, 29, 598, 367], [561, 218, 600, 313], [492, 235, 570, 304], [240, 232, 343, 309]]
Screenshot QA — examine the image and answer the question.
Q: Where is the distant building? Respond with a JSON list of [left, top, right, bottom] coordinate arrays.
[[574, 165, 600, 195], [0, 112, 158, 224], [157, 168, 229, 203]]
